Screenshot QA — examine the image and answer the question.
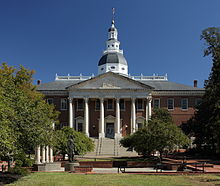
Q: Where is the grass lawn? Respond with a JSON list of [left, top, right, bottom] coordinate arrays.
[[8, 172, 220, 186]]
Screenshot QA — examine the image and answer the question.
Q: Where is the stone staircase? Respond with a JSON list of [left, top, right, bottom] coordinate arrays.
[[85, 138, 137, 157]]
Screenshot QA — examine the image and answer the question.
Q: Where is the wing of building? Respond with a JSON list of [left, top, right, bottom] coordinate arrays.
[[37, 16, 204, 139]]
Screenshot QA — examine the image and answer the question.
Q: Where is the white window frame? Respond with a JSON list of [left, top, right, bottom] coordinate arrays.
[[77, 99, 84, 111], [119, 99, 125, 111], [60, 98, 67, 110], [153, 98, 160, 109], [136, 99, 144, 111], [47, 98, 54, 105], [181, 98, 188, 110], [95, 99, 100, 111], [107, 99, 114, 111], [167, 98, 174, 110]]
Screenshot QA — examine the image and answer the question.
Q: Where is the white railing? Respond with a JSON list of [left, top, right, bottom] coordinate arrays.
[[129, 73, 168, 81], [55, 73, 168, 81]]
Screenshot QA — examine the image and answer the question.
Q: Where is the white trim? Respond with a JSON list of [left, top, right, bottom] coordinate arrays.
[[106, 99, 114, 111], [60, 98, 67, 110], [119, 99, 126, 111], [46, 98, 54, 104], [181, 98, 188, 111], [136, 98, 144, 111], [153, 98, 160, 109], [95, 99, 100, 111], [167, 98, 174, 110], [75, 116, 84, 132], [76, 99, 84, 111], [136, 116, 145, 129]]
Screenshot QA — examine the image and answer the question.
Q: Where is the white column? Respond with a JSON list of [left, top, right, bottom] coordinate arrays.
[[146, 99, 149, 122], [131, 98, 136, 134], [45, 146, 49, 163], [115, 98, 121, 138], [84, 97, 89, 136], [35, 146, 41, 164], [99, 98, 105, 138], [148, 96, 152, 119], [42, 146, 46, 163], [49, 147, 53, 163], [69, 98, 73, 128]]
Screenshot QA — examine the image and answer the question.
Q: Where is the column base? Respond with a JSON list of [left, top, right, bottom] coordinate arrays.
[[114, 133, 122, 139], [99, 133, 105, 138], [85, 133, 90, 137]]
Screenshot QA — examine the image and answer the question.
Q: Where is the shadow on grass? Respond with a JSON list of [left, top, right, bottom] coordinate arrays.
[[0, 172, 22, 186]]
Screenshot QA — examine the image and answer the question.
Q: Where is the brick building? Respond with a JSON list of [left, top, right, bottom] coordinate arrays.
[[37, 17, 204, 139]]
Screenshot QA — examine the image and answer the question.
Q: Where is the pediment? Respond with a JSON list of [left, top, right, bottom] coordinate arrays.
[[67, 72, 153, 90]]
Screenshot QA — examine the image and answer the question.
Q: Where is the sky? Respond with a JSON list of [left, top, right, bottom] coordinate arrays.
[[0, 0, 219, 87]]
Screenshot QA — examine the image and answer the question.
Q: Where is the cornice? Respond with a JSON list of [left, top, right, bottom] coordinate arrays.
[[152, 90, 205, 96]]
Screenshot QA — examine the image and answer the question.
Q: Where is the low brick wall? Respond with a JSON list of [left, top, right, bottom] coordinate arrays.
[[79, 161, 113, 168], [126, 161, 155, 167], [75, 166, 93, 173]]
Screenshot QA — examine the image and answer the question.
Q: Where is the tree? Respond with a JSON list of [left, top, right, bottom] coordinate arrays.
[[0, 63, 58, 160], [183, 28, 220, 153], [120, 108, 189, 158], [54, 127, 94, 160]]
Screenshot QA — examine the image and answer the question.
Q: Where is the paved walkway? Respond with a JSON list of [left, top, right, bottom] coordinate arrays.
[[92, 168, 176, 174]]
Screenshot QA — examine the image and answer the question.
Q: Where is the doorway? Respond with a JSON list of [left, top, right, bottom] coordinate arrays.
[[106, 123, 114, 138]]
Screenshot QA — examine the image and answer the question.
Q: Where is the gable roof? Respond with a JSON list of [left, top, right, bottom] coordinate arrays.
[[37, 72, 204, 92], [66, 72, 154, 90]]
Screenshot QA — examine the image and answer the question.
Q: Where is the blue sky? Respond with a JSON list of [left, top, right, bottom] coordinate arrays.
[[0, 0, 219, 87]]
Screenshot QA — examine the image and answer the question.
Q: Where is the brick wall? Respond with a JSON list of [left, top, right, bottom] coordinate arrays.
[[45, 95, 202, 136]]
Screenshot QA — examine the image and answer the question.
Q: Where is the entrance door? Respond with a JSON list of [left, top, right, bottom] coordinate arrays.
[[106, 123, 114, 138]]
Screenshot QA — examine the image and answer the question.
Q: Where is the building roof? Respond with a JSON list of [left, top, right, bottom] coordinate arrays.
[[139, 80, 204, 91], [98, 52, 127, 66], [37, 77, 204, 92]]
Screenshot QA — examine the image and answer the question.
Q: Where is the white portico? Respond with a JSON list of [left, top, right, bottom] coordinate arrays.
[[66, 72, 153, 139]]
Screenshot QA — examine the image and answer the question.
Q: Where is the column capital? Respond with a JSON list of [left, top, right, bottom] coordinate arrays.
[[147, 96, 152, 102], [68, 97, 73, 103], [100, 97, 104, 102], [116, 97, 120, 103], [84, 97, 89, 102]]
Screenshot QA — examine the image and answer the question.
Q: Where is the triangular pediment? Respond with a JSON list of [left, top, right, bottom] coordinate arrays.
[[67, 72, 154, 90]]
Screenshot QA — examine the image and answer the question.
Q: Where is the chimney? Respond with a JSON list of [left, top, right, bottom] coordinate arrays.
[[193, 80, 198, 88], [37, 80, 41, 85]]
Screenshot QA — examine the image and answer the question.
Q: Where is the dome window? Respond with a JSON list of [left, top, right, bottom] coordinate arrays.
[[122, 67, 125, 70], [101, 68, 104, 71], [112, 44, 114, 47]]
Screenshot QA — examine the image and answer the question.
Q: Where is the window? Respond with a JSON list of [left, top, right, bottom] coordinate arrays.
[[137, 123, 143, 130], [47, 98, 53, 105], [101, 67, 104, 71], [95, 99, 100, 110], [107, 99, 114, 110], [111, 66, 115, 69], [112, 44, 114, 47], [61, 98, 67, 110], [195, 98, 202, 107], [77, 99, 84, 110], [122, 67, 125, 70], [167, 98, 174, 110], [153, 99, 160, 109], [119, 99, 125, 110], [77, 123, 83, 132], [136, 99, 144, 110], [181, 98, 188, 110]]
